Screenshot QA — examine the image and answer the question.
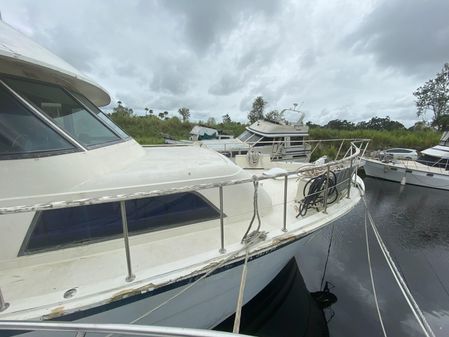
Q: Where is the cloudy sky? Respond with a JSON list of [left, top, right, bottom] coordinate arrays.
[[1, 0, 448, 125]]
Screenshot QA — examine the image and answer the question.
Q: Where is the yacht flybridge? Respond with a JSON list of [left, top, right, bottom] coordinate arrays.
[[0, 19, 368, 333], [192, 114, 310, 167]]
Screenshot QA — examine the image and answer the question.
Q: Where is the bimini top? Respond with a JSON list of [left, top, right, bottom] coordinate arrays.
[[421, 145, 449, 159], [0, 20, 110, 106], [247, 119, 309, 137]]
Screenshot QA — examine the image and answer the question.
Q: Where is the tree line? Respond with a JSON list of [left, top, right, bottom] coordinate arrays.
[[110, 61, 449, 133]]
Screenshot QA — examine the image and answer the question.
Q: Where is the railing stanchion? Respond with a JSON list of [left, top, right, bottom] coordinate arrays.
[[361, 141, 369, 158], [347, 157, 354, 199], [0, 287, 9, 312], [219, 186, 226, 254], [282, 175, 288, 232], [120, 201, 135, 282], [323, 165, 330, 213], [335, 139, 344, 160]]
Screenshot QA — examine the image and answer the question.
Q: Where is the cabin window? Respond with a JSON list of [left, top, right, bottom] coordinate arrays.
[[71, 92, 130, 140], [21, 192, 220, 254], [4, 78, 121, 148], [0, 84, 75, 158], [238, 130, 253, 142], [290, 137, 304, 146], [254, 136, 269, 147]]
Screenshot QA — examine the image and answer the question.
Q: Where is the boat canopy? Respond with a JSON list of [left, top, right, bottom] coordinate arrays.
[[246, 119, 309, 138], [421, 145, 449, 159], [190, 126, 218, 140], [0, 20, 110, 106]]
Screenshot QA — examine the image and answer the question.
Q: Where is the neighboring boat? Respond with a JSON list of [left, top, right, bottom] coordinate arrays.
[[196, 114, 310, 166], [0, 18, 367, 334], [363, 131, 449, 190]]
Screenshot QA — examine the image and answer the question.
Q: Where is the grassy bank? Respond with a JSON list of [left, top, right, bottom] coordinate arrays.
[[110, 115, 247, 144], [309, 128, 441, 151], [110, 115, 442, 158], [308, 128, 441, 161]]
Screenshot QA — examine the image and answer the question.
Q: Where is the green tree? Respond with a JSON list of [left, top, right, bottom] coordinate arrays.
[[414, 63, 449, 130], [222, 114, 232, 123], [324, 119, 355, 130], [265, 110, 284, 123], [248, 96, 266, 123], [111, 101, 133, 117], [357, 116, 405, 131], [207, 117, 217, 126], [178, 107, 191, 122]]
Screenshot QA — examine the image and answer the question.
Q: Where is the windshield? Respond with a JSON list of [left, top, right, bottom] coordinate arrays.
[[0, 84, 75, 158], [4, 78, 121, 148], [71, 92, 129, 139]]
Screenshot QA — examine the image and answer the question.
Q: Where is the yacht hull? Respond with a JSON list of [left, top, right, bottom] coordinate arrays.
[[14, 237, 308, 337], [364, 158, 449, 190]]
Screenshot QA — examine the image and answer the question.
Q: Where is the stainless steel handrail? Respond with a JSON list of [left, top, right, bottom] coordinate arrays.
[[0, 141, 367, 215], [0, 141, 368, 305], [0, 320, 252, 337]]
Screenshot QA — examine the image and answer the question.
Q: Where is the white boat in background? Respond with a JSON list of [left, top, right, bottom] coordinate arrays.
[[364, 131, 449, 190], [0, 18, 368, 334], [196, 114, 311, 166]]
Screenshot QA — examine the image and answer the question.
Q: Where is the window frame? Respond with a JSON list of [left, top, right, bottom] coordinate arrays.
[[1, 75, 127, 151], [69, 90, 130, 141], [0, 80, 82, 160], [18, 192, 223, 256]]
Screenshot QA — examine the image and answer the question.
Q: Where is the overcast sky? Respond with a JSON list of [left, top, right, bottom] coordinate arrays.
[[1, 0, 448, 125]]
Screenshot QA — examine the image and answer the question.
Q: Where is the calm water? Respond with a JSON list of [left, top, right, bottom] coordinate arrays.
[[297, 177, 449, 337]]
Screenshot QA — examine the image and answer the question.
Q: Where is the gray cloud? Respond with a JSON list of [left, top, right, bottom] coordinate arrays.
[[161, 0, 281, 54], [345, 0, 449, 76], [1, 0, 447, 127]]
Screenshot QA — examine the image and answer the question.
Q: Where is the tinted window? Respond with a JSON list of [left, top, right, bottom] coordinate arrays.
[[290, 137, 304, 145], [0, 84, 75, 158], [238, 130, 253, 142], [22, 193, 220, 254], [71, 92, 129, 139], [4, 78, 120, 147]]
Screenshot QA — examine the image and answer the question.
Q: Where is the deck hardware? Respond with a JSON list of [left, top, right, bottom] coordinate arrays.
[[120, 201, 135, 282], [323, 165, 330, 213], [0, 288, 9, 312], [282, 175, 288, 232], [219, 186, 226, 254], [63, 288, 77, 299], [347, 158, 354, 199]]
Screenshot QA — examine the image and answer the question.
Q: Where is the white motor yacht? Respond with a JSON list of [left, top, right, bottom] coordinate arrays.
[[195, 115, 310, 168], [363, 131, 449, 190], [0, 19, 366, 333]]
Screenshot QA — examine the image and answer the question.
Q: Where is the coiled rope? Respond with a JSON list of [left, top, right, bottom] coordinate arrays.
[[296, 171, 338, 217]]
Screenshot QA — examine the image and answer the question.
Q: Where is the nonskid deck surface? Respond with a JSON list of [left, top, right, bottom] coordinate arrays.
[[0, 173, 361, 321]]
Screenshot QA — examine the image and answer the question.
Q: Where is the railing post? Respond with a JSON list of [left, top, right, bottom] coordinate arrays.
[[335, 139, 344, 160], [282, 175, 288, 232], [0, 288, 9, 312], [219, 186, 226, 253], [323, 165, 330, 213], [347, 158, 354, 199], [120, 201, 135, 282], [361, 141, 369, 158]]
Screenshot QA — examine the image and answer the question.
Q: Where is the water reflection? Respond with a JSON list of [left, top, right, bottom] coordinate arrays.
[[296, 177, 449, 337]]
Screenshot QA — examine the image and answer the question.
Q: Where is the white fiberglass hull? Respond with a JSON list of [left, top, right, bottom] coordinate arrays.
[[15, 237, 307, 337], [364, 158, 449, 190]]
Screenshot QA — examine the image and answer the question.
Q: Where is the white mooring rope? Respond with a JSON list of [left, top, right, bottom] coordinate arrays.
[[364, 209, 388, 337], [361, 192, 435, 337]]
